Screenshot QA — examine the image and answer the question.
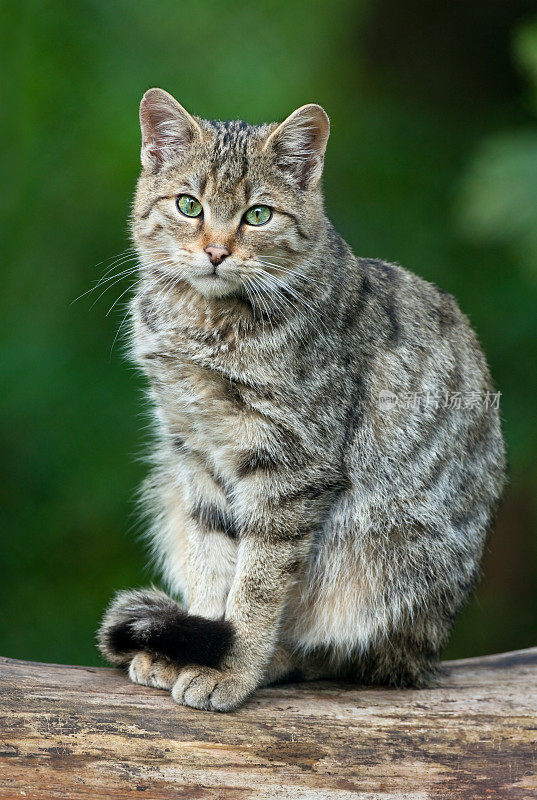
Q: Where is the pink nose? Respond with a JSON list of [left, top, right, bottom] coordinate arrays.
[[204, 244, 230, 266]]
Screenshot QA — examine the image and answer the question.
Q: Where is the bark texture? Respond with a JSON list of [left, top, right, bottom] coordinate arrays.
[[0, 649, 536, 799]]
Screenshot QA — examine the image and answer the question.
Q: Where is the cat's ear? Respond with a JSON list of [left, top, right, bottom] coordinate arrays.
[[263, 104, 330, 189], [139, 88, 202, 171]]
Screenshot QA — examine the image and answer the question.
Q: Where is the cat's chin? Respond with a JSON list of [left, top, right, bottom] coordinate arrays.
[[188, 274, 241, 300]]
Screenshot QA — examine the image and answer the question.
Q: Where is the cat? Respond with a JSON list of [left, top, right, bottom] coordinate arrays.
[[97, 88, 506, 711]]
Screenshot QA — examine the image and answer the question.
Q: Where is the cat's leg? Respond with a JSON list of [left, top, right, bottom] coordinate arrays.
[[98, 587, 333, 691], [155, 453, 238, 620], [171, 465, 339, 711], [127, 462, 238, 689], [98, 455, 238, 686], [169, 536, 308, 710], [350, 615, 445, 689], [100, 440, 338, 710], [172, 638, 338, 708]]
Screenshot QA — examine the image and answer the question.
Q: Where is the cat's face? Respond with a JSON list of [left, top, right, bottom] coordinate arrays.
[[132, 89, 329, 301]]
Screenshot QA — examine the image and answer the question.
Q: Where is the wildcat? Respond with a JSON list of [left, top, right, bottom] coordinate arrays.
[[97, 88, 506, 711]]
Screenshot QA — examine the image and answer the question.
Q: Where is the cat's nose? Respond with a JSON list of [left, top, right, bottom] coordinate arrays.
[[204, 244, 230, 266]]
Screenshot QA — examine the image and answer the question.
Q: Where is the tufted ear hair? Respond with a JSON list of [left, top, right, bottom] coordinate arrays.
[[262, 104, 330, 189], [139, 88, 203, 171]]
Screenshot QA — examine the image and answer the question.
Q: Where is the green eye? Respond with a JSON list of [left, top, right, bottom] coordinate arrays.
[[176, 194, 203, 218], [244, 205, 272, 226]]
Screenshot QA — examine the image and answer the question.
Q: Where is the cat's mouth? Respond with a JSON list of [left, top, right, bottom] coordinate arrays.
[[194, 265, 228, 283], [189, 266, 242, 299], [201, 267, 222, 279]]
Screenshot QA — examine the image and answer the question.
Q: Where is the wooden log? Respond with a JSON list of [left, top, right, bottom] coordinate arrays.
[[0, 649, 536, 799]]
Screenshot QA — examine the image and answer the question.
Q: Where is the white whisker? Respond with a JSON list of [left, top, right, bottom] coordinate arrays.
[[251, 269, 330, 346], [241, 280, 257, 325], [73, 261, 139, 304], [256, 259, 325, 287], [106, 283, 137, 317], [244, 277, 268, 335], [88, 268, 140, 309], [110, 303, 132, 359]]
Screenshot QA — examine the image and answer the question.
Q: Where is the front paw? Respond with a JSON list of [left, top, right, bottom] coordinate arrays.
[[128, 652, 181, 690], [171, 666, 257, 712]]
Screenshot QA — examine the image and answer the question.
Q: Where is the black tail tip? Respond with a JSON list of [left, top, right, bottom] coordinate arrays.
[[97, 586, 235, 670]]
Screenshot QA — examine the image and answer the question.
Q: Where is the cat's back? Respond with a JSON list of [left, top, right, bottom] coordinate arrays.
[[339, 253, 495, 406], [351, 255, 478, 354], [329, 250, 505, 502]]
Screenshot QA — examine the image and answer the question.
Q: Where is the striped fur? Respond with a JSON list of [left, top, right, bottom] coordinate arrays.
[[97, 89, 506, 711]]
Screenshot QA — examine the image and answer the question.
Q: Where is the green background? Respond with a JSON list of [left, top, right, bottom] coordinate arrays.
[[1, 0, 536, 666]]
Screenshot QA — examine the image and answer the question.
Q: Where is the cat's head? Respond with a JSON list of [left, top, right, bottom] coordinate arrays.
[[132, 88, 329, 300]]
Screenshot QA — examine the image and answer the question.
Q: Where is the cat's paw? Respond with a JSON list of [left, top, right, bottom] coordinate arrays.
[[128, 652, 181, 690], [171, 666, 257, 712]]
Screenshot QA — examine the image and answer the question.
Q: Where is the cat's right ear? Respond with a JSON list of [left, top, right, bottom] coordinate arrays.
[[139, 88, 202, 171]]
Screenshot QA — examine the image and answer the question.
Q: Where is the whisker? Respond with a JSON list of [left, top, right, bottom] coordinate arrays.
[[251, 270, 330, 346], [72, 262, 139, 304], [145, 261, 187, 315], [240, 280, 257, 325], [90, 255, 180, 307], [106, 282, 137, 317], [91, 246, 138, 279], [254, 280, 276, 337], [243, 277, 268, 334], [254, 281, 308, 343], [110, 303, 133, 359], [271, 276, 327, 323], [88, 268, 140, 309], [75, 250, 180, 306], [98, 248, 138, 277], [256, 260, 325, 287], [259, 269, 329, 331], [250, 274, 280, 337], [77, 247, 139, 288], [151, 274, 181, 315]]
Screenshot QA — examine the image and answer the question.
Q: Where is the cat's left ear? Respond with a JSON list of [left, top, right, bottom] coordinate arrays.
[[139, 88, 203, 171], [263, 104, 330, 189]]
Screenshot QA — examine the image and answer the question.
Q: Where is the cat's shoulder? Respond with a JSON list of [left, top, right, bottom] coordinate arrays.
[[356, 255, 459, 311]]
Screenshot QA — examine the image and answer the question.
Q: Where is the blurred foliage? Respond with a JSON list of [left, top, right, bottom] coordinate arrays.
[[456, 17, 537, 482], [457, 20, 537, 282], [0, 0, 536, 667]]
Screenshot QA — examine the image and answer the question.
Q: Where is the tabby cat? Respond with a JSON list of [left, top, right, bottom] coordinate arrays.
[[97, 88, 506, 711]]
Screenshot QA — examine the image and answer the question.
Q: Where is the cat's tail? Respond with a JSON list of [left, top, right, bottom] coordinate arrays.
[[97, 586, 234, 670]]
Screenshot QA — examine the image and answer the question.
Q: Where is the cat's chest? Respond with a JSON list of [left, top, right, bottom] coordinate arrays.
[[148, 351, 234, 414], [133, 301, 294, 453], [141, 340, 273, 455]]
